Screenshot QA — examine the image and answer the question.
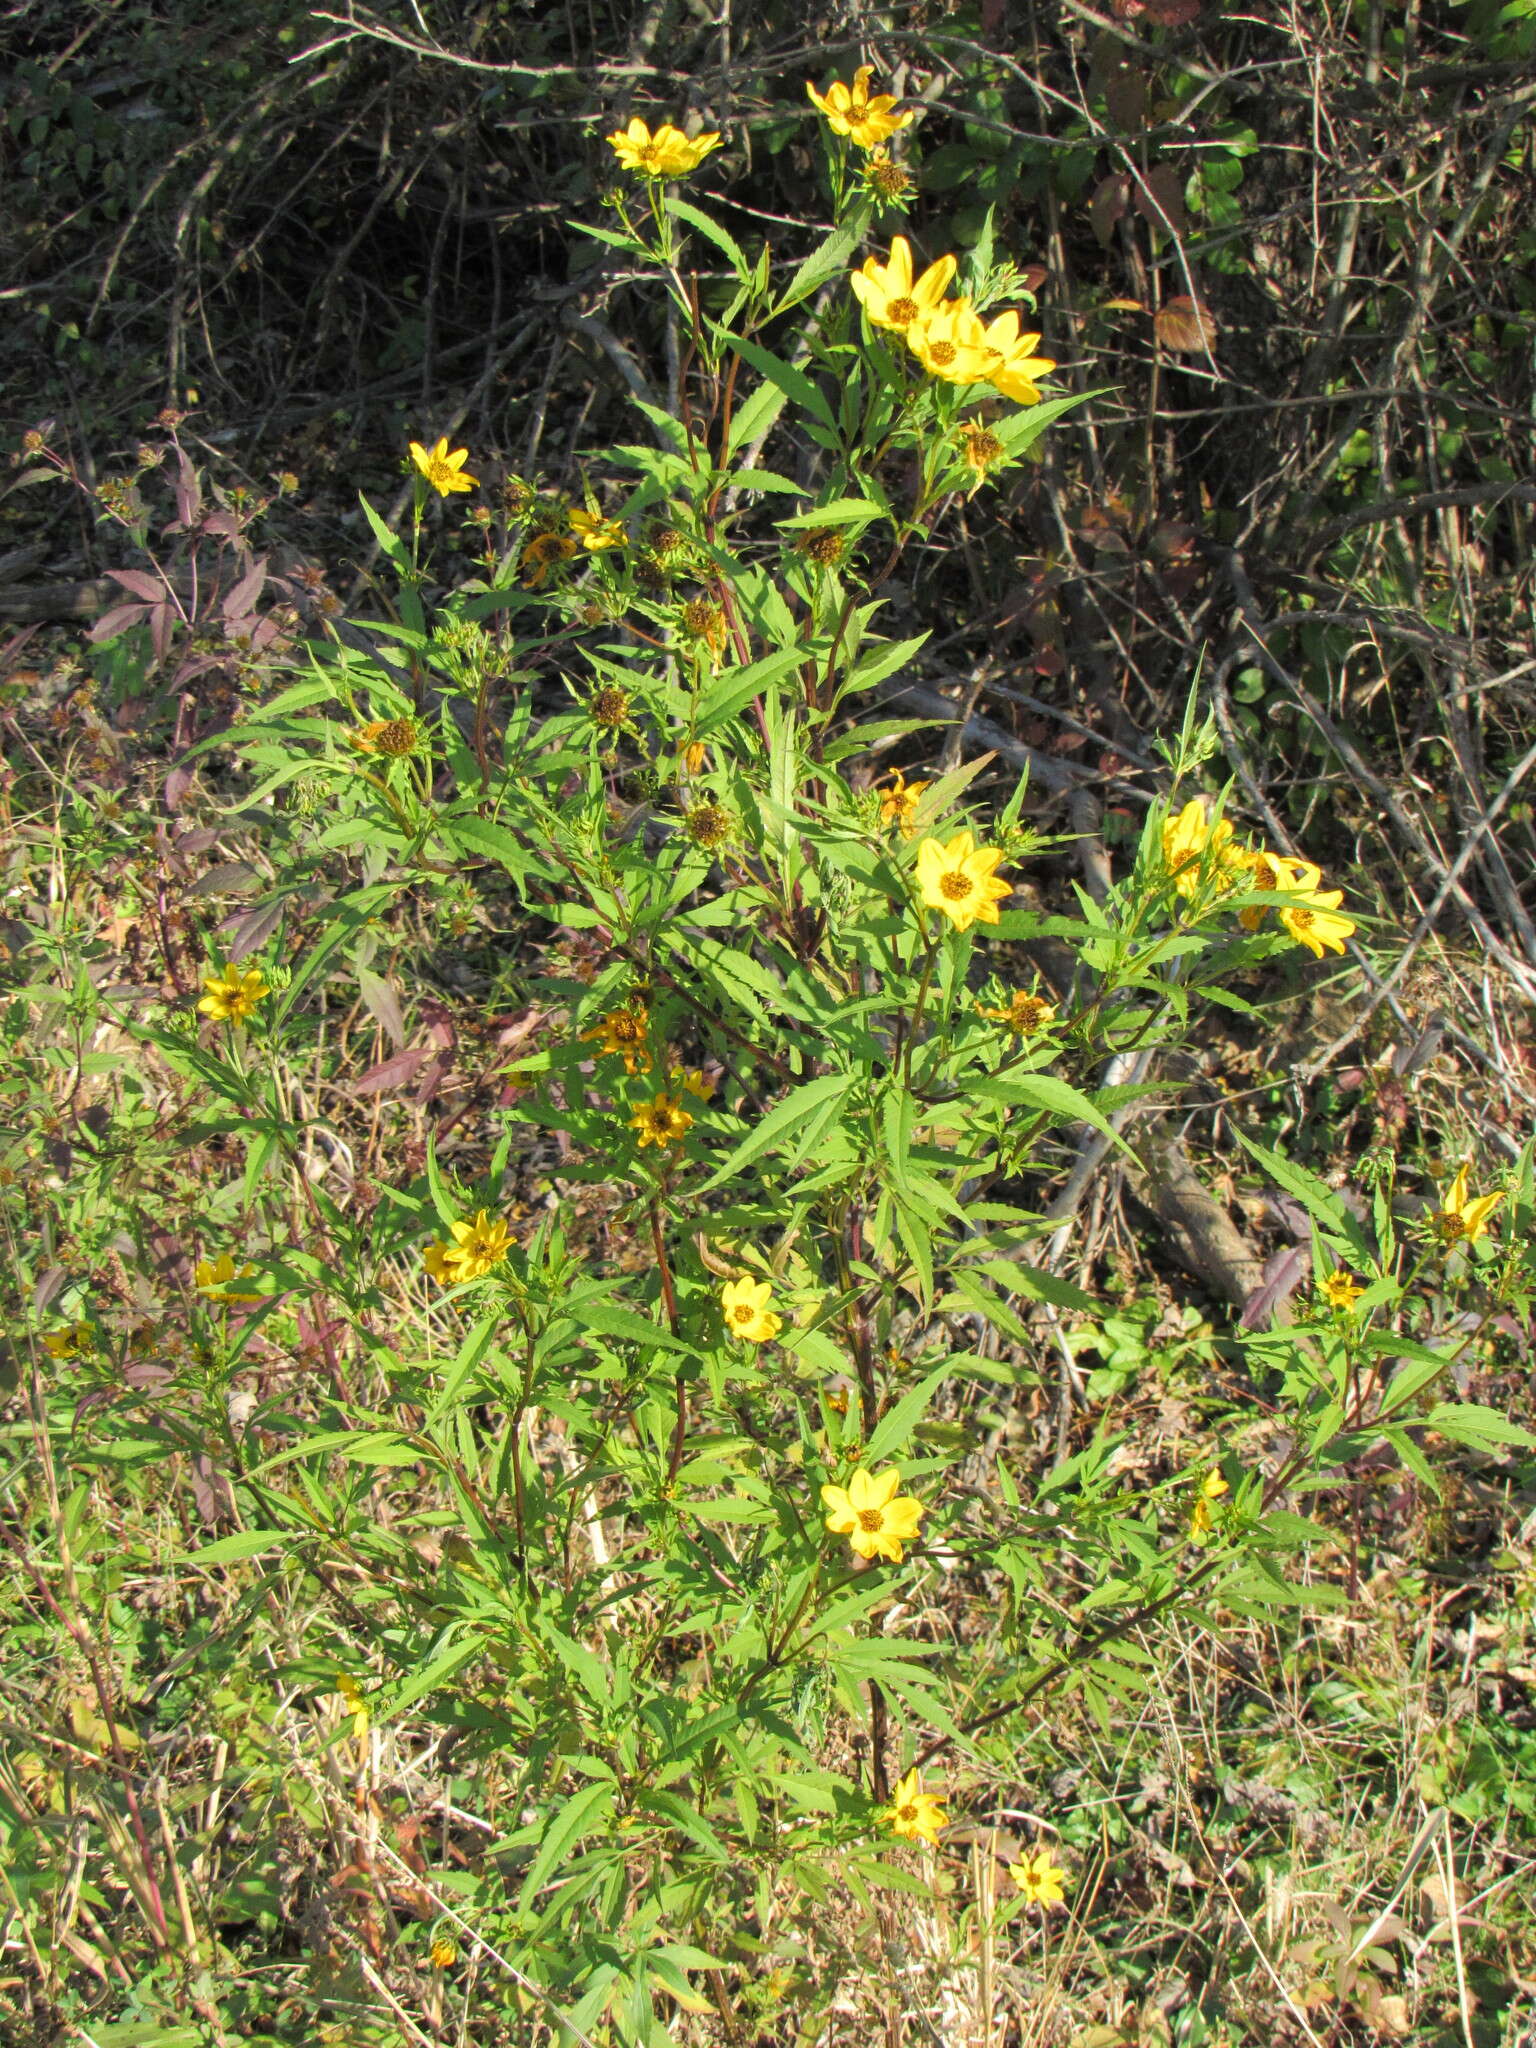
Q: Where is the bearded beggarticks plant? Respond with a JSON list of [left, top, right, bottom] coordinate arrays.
[[131, 113, 1536, 2048], [1010, 1846, 1068, 1909]]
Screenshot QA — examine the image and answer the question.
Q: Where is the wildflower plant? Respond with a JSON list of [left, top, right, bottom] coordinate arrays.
[[21, 86, 1536, 2048]]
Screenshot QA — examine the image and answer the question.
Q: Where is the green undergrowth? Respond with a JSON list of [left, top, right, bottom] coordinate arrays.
[[4, 61, 1536, 2048]]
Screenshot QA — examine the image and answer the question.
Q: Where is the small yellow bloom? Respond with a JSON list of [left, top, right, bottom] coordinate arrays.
[[807, 66, 913, 149], [821, 1466, 925, 1564], [439, 1210, 513, 1283], [978, 989, 1057, 1035], [429, 1937, 458, 1971], [422, 1240, 456, 1284], [1188, 1467, 1229, 1545], [905, 297, 999, 386], [583, 1004, 651, 1075], [42, 1321, 91, 1361], [1432, 1163, 1503, 1246], [1320, 1269, 1364, 1311], [194, 1253, 265, 1303], [1273, 859, 1355, 959], [721, 1276, 781, 1344], [197, 964, 269, 1023], [1233, 846, 1296, 931], [915, 831, 1012, 933], [409, 437, 476, 497], [1161, 799, 1237, 899], [977, 308, 1056, 405], [672, 1066, 716, 1101], [569, 508, 627, 552], [849, 236, 956, 338], [878, 766, 928, 837], [333, 1672, 370, 1740], [1010, 1846, 1068, 1908], [607, 116, 722, 179], [521, 531, 578, 588], [884, 1767, 946, 1846], [630, 1091, 693, 1149], [862, 147, 914, 206]]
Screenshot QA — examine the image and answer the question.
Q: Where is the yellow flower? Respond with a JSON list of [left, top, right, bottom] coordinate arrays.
[[42, 1321, 91, 1360], [630, 1091, 693, 1148], [1188, 1467, 1229, 1545], [915, 831, 1012, 933], [978, 989, 1057, 1035], [1161, 798, 1237, 899], [569, 508, 627, 552], [884, 1768, 946, 1846], [1320, 1269, 1364, 1311], [905, 297, 999, 385], [333, 1672, 370, 1740], [521, 531, 578, 588], [1273, 859, 1355, 959], [1232, 846, 1296, 931], [861, 147, 914, 206], [821, 1466, 925, 1563], [429, 1937, 458, 1971], [194, 1253, 265, 1303], [438, 1210, 513, 1283], [409, 438, 476, 497], [721, 1276, 781, 1344], [807, 66, 913, 149], [607, 117, 722, 178], [878, 766, 928, 837], [849, 236, 956, 338], [422, 1239, 456, 1284], [1010, 1846, 1067, 1908], [976, 308, 1057, 405], [1431, 1163, 1503, 1246], [583, 1004, 651, 1075], [672, 1066, 716, 1101], [197, 964, 269, 1023]]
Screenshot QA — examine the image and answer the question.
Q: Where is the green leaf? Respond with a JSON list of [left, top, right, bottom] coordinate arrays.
[[969, 1070, 1128, 1149], [863, 1362, 952, 1466], [1234, 1132, 1374, 1260], [667, 196, 750, 281], [1425, 1402, 1536, 1450], [187, 1529, 293, 1566], [518, 1780, 617, 1908], [770, 221, 862, 317], [722, 334, 837, 433], [694, 1070, 858, 1194]]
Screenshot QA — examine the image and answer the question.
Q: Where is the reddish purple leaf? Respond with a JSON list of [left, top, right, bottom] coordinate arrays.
[[222, 557, 267, 620], [221, 897, 285, 960], [89, 601, 151, 644], [107, 567, 167, 603], [354, 1045, 436, 1095], [1240, 1245, 1308, 1330]]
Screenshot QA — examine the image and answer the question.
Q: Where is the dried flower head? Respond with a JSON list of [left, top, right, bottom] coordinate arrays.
[[350, 717, 419, 757], [978, 989, 1056, 1035], [521, 531, 578, 589], [685, 801, 732, 849], [678, 598, 727, 656], [862, 147, 914, 206], [957, 422, 1004, 473], [800, 529, 846, 567], [589, 684, 632, 731]]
